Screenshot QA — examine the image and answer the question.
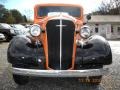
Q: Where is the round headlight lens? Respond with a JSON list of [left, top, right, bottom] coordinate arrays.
[[30, 24, 41, 36], [80, 25, 91, 39]]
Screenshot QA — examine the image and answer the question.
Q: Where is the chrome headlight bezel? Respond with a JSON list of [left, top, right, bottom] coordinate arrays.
[[10, 29, 15, 34], [80, 25, 91, 39], [30, 24, 41, 37]]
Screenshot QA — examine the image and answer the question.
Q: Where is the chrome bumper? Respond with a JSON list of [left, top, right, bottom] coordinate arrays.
[[12, 67, 109, 77]]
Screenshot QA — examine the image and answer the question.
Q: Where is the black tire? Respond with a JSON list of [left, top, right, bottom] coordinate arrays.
[[13, 74, 29, 85], [4, 34, 11, 42], [78, 76, 102, 85]]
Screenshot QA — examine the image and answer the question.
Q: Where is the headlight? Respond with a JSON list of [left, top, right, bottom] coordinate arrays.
[[10, 29, 15, 34], [30, 24, 41, 36], [80, 25, 91, 39]]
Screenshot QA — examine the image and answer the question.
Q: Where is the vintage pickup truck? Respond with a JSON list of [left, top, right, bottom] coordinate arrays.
[[7, 3, 112, 85]]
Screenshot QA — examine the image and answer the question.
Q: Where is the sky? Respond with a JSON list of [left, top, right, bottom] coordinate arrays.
[[1, 0, 110, 20]]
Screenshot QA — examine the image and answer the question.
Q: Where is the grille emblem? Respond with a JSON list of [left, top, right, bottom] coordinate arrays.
[[56, 24, 67, 28]]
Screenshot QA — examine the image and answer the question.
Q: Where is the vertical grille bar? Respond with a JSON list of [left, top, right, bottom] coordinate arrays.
[[60, 19, 62, 70]]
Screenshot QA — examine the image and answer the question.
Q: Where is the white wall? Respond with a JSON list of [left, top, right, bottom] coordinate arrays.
[[88, 23, 120, 39]]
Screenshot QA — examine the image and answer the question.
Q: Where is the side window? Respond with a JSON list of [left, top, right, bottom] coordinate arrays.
[[111, 26, 113, 33], [118, 27, 120, 31], [117, 27, 120, 34], [95, 27, 98, 33]]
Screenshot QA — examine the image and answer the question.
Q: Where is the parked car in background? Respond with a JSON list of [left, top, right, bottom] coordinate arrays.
[[0, 33, 5, 40], [0, 23, 15, 41], [11, 24, 30, 36], [25, 24, 32, 28]]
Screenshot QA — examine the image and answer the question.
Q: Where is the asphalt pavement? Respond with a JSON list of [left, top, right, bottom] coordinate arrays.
[[0, 41, 120, 90]]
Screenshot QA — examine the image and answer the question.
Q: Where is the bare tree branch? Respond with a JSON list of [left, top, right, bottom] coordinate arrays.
[[92, 0, 120, 15]]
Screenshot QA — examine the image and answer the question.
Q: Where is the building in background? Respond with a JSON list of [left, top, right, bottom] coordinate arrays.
[[88, 15, 120, 39]]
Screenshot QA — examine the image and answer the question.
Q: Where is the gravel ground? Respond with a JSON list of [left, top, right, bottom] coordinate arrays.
[[0, 41, 120, 90]]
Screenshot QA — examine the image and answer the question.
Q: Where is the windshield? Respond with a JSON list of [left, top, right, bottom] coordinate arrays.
[[38, 6, 81, 18], [0, 23, 11, 29]]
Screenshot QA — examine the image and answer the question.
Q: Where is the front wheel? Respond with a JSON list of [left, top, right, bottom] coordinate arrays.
[[13, 74, 29, 85]]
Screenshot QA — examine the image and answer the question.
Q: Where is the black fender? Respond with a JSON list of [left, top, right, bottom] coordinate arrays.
[[7, 36, 45, 69], [76, 35, 112, 66]]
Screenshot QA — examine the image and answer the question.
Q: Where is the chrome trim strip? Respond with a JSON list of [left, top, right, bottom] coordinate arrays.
[[60, 18, 62, 70], [12, 68, 109, 77], [56, 17, 63, 70]]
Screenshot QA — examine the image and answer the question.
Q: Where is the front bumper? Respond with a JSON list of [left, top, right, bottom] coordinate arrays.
[[12, 67, 109, 77]]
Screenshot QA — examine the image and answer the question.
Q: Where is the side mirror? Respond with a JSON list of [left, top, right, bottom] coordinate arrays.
[[86, 14, 91, 20]]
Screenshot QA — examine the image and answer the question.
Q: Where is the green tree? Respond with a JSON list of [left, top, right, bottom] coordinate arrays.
[[10, 9, 23, 23], [0, 4, 25, 24], [6, 13, 15, 24], [1, 11, 10, 23], [22, 15, 27, 22], [0, 4, 9, 23]]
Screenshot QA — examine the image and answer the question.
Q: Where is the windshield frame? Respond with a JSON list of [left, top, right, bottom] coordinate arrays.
[[35, 4, 83, 19]]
